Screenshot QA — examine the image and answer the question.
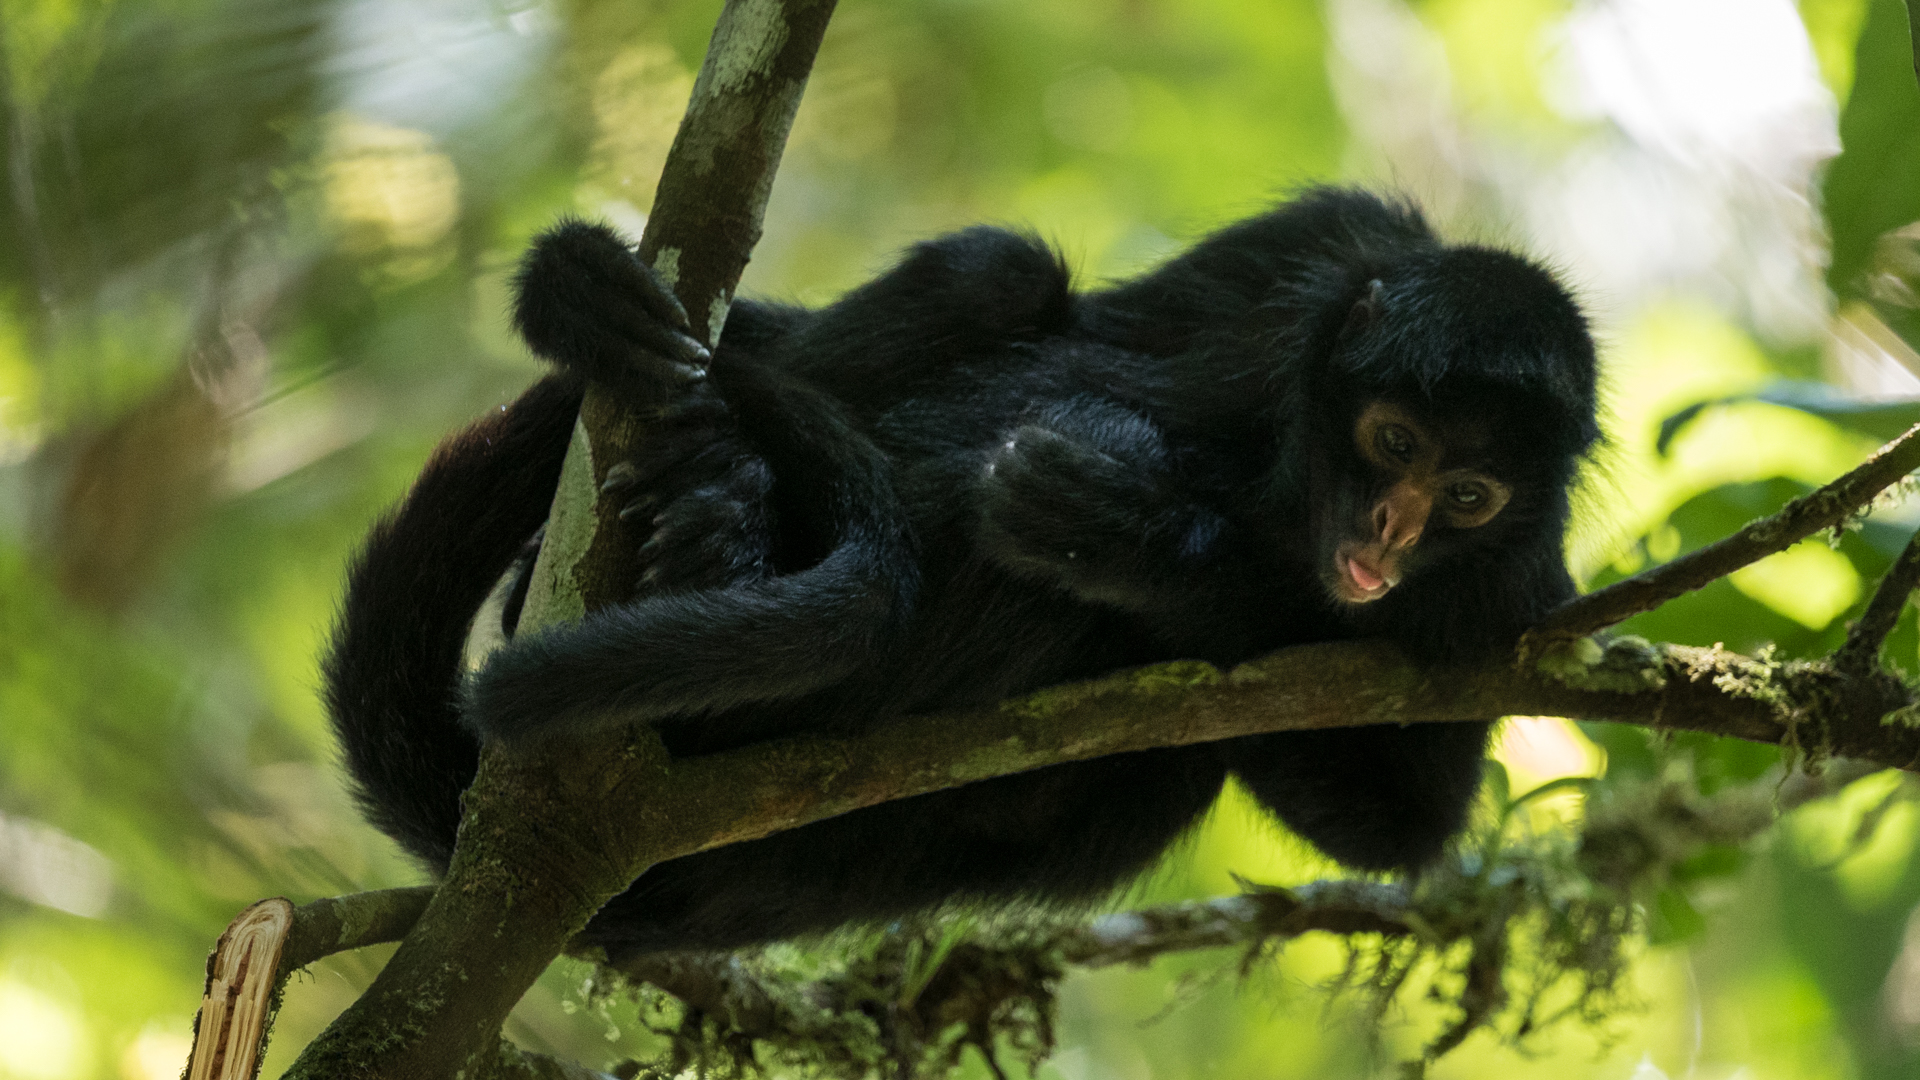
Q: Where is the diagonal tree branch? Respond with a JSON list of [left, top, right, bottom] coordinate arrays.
[[1837, 527, 1920, 675], [271, 637, 1920, 977], [1521, 423, 1920, 659]]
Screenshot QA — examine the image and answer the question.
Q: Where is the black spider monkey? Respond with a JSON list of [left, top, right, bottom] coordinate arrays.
[[324, 187, 1599, 960]]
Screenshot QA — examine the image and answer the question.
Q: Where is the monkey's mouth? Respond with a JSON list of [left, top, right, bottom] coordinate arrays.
[[1331, 545, 1395, 604]]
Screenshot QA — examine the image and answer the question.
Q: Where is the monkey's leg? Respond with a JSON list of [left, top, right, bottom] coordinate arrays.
[[1222, 720, 1492, 873], [324, 375, 583, 870], [462, 354, 914, 746]]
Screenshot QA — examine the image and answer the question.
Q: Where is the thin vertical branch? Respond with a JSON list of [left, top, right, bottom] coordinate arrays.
[[1836, 528, 1920, 675], [279, 4, 840, 1076], [518, 0, 839, 630]]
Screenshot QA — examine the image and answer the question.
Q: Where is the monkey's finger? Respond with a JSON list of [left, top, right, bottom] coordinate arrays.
[[630, 261, 696, 334], [619, 493, 664, 522], [598, 295, 712, 367], [649, 393, 731, 427], [601, 461, 640, 493]]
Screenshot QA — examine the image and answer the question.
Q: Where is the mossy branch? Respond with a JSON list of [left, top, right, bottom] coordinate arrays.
[[573, 760, 1872, 1080]]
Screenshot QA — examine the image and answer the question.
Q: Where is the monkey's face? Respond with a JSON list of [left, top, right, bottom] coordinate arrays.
[[1317, 401, 1512, 605]]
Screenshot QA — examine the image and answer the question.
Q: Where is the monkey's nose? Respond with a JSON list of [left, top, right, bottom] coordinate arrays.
[[1373, 493, 1429, 550]]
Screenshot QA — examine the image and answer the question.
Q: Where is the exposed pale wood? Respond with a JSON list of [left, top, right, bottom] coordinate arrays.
[[188, 897, 294, 1080]]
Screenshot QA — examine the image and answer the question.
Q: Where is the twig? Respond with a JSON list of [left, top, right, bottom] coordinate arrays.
[[1837, 528, 1920, 675], [1057, 884, 1412, 967], [277, 887, 436, 979], [1522, 423, 1920, 658]]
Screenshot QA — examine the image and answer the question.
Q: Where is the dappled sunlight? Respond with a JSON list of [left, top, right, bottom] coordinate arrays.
[[1496, 716, 1604, 795], [586, 43, 695, 216], [0, 979, 90, 1080], [1728, 541, 1863, 631], [0, 315, 40, 466], [0, 812, 114, 919], [118, 1025, 192, 1080], [322, 115, 463, 255], [1788, 770, 1920, 910]]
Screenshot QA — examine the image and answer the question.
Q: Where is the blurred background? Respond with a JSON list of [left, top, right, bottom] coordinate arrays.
[[3, 0, 1920, 1076]]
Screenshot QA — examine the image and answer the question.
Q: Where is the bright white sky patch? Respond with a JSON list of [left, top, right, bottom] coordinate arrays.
[[0, 812, 113, 918], [1524, 0, 1839, 340], [1558, 0, 1838, 175]]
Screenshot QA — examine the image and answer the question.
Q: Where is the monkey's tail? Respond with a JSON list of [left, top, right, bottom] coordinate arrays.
[[321, 375, 583, 869], [461, 359, 919, 745]]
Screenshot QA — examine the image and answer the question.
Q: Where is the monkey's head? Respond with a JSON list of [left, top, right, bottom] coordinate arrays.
[[1318, 399, 1512, 604], [1302, 248, 1600, 611]]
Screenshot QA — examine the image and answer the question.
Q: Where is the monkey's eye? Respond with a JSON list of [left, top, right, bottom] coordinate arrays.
[[1447, 481, 1488, 509], [1376, 424, 1415, 462], [1443, 480, 1497, 515]]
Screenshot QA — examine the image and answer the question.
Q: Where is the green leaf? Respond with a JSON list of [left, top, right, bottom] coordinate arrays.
[[1483, 758, 1513, 812], [1824, 0, 1920, 300], [1648, 885, 1708, 945], [1657, 381, 1920, 454], [1672, 843, 1749, 884]]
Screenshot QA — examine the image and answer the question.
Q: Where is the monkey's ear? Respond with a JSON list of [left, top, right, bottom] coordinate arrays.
[[1341, 279, 1385, 341]]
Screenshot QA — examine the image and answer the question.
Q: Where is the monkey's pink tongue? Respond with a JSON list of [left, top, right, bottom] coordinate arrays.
[[1347, 557, 1385, 592]]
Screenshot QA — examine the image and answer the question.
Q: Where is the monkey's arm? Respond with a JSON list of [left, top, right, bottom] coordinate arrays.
[[974, 398, 1249, 617], [462, 356, 916, 747]]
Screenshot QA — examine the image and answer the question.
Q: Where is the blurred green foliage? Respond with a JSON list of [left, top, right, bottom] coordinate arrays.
[[4, 0, 1920, 1077]]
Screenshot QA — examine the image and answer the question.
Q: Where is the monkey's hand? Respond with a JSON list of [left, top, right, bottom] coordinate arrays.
[[599, 388, 779, 594], [631, 459, 778, 593], [976, 422, 1225, 613], [512, 219, 712, 390]]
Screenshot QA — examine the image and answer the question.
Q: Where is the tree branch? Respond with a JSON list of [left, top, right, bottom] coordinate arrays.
[[276, 888, 435, 979], [591, 759, 1878, 1079], [1522, 422, 1920, 657], [517, 0, 838, 631], [319, 637, 1920, 954]]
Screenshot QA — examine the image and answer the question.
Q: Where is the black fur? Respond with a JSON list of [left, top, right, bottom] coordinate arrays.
[[323, 187, 1599, 958]]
